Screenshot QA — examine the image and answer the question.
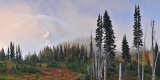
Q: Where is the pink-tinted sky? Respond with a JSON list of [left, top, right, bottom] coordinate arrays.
[[0, 0, 160, 56]]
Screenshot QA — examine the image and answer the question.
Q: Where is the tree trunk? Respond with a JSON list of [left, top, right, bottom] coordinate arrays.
[[142, 46, 144, 80], [138, 47, 140, 80], [104, 59, 106, 80], [151, 20, 155, 80], [142, 26, 147, 80], [95, 51, 98, 79], [98, 47, 102, 80], [152, 43, 154, 80], [119, 63, 122, 80], [153, 52, 159, 80], [92, 60, 94, 77], [125, 62, 127, 74]]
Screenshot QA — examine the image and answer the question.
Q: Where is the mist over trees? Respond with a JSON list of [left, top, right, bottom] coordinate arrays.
[[25, 43, 88, 64], [0, 3, 160, 80]]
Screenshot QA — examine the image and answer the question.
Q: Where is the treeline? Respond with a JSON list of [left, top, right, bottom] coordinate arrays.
[[0, 41, 22, 61], [25, 43, 89, 64]]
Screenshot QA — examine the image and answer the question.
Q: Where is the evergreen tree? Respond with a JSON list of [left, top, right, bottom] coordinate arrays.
[[95, 14, 103, 79], [0, 48, 5, 60], [156, 53, 160, 78], [16, 46, 18, 60], [18, 44, 22, 60], [60, 45, 64, 61], [133, 5, 143, 80], [89, 31, 94, 60], [7, 47, 10, 60], [90, 31, 95, 77], [155, 42, 158, 61], [10, 42, 15, 60], [103, 10, 116, 76], [121, 35, 130, 73]]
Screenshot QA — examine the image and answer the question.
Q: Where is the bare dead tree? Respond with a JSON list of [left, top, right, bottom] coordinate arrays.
[[151, 20, 155, 80], [142, 26, 147, 80]]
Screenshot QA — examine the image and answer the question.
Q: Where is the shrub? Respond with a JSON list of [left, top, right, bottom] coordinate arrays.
[[36, 73, 38, 80], [0, 63, 7, 73], [19, 64, 39, 73]]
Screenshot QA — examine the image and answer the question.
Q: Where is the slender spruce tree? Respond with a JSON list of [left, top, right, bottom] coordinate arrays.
[[95, 14, 103, 79], [133, 5, 143, 80], [156, 52, 160, 78], [90, 31, 95, 77], [10, 42, 15, 60], [0, 48, 5, 60], [90, 31, 93, 59], [155, 42, 158, 60], [16, 46, 18, 60], [103, 10, 116, 77], [7, 47, 10, 60], [18, 44, 22, 60], [121, 35, 130, 73]]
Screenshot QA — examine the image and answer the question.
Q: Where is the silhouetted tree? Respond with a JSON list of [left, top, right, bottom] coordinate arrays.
[[103, 10, 116, 77], [0, 48, 5, 60], [90, 31, 94, 60], [155, 42, 158, 61], [16, 46, 18, 60], [133, 5, 143, 80], [7, 47, 10, 60], [10, 42, 15, 60], [18, 44, 22, 60], [122, 35, 130, 73], [156, 53, 160, 78]]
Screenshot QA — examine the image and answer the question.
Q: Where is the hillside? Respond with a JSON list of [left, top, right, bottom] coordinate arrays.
[[0, 61, 84, 80]]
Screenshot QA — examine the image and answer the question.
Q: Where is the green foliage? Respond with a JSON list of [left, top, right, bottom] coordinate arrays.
[[128, 61, 138, 77], [156, 55, 160, 78], [67, 63, 87, 74], [36, 73, 38, 80], [25, 43, 89, 64], [10, 42, 15, 60], [19, 64, 39, 73], [47, 61, 59, 68], [122, 35, 130, 62], [0, 63, 7, 73], [121, 35, 130, 73], [16, 64, 20, 70], [78, 74, 92, 80], [61, 73, 64, 76]]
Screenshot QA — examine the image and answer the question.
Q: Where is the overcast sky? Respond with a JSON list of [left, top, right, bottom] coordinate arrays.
[[0, 0, 160, 56]]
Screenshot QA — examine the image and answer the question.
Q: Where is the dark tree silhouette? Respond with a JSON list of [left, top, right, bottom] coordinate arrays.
[[0, 48, 5, 60], [121, 35, 130, 73], [155, 41, 158, 61], [103, 10, 116, 76], [18, 44, 22, 60], [10, 42, 15, 60], [7, 47, 10, 60], [89, 31, 94, 60], [133, 5, 143, 80]]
